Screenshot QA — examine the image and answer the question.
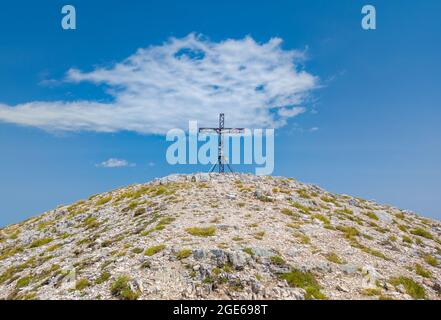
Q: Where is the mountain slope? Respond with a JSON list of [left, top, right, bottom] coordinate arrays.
[[0, 173, 440, 300]]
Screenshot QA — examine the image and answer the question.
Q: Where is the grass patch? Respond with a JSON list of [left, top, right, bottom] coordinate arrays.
[[95, 196, 112, 206], [336, 225, 360, 239], [366, 212, 379, 220], [281, 269, 326, 300], [293, 232, 310, 244], [95, 271, 111, 285], [290, 202, 312, 214], [423, 254, 438, 267], [144, 244, 166, 256], [16, 276, 32, 289], [134, 208, 146, 217], [325, 252, 344, 264], [415, 264, 432, 278], [389, 276, 425, 299], [186, 226, 216, 237], [410, 228, 433, 240], [176, 249, 192, 260], [312, 214, 330, 225], [29, 237, 53, 248], [270, 255, 286, 266], [243, 248, 255, 257], [75, 278, 90, 291], [83, 216, 100, 229], [361, 288, 381, 296], [110, 276, 140, 300], [402, 235, 413, 244]]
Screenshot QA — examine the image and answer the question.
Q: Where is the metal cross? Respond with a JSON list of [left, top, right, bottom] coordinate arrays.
[[198, 113, 244, 173]]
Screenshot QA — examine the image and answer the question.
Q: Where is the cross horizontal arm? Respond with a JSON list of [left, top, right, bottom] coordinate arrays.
[[198, 128, 220, 133], [220, 128, 245, 134]]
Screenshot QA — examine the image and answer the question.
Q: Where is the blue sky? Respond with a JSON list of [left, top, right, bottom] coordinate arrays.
[[0, 0, 440, 226]]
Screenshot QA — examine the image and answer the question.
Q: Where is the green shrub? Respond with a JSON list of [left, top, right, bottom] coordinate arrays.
[[281, 208, 294, 216], [16, 276, 32, 289], [176, 249, 192, 260], [95, 196, 112, 206], [144, 244, 166, 256], [186, 226, 216, 237], [389, 276, 425, 299], [83, 216, 100, 229], [336, 225, 360, 239], [293, 232, 310, 244], [410, 228, 433, 240], [132, 247, 143, 254], [281, 269, 326, 300], [270, 255, 286, 266], [325, 252, 344, 264], [290, 202, 311, 214], [95, 272, 111, 285], [296, 189, 311, 199], [29, 237, 53, 248], [75, 278, 90, 291], [366, 212, 379, 220], [0, 246, 24, 260], [361, 288, 381, 296], [415, 264, 431, 278], [423, 254, 438, 267], [402, 235, 413, 244], [134, 208, 146, 217], [312, 214, 330, 225], [243, 248, 255, 257], [110, 276, 140, 300]]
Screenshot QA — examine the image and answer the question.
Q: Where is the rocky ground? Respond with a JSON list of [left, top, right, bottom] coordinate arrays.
[[0, 173, 440, 300]]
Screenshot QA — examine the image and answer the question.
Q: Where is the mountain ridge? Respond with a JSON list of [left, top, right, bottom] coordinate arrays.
[[0, 173, 440, 300]]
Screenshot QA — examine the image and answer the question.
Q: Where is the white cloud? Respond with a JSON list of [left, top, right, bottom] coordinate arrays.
[[0, 33, 318, 134], [96, 158, 135, 168]]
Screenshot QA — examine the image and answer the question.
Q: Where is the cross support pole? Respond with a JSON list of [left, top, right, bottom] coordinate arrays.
[[199, 113, 244, 173]]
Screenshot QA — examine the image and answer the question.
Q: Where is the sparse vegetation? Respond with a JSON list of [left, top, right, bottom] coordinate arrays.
[[293, 232, 310, 244], [312, 213, 330, 225], [366, 212, 379, 220], [15, 276, 32, 289], [29, 237, 53, 248], [270, 255, 286, 266], [110, 276, 140, 300], [95, 272, 111, 285], [75, 278, 90, 291], [415, 264, 431, 278], [389, 276, 425, 299], [132, 247, 143, 254], [423, 254, 438, 267], [325, 252, 344, 264], [243, 248, 255, 257], [361, 288, 382, 296], [95, 196, 112, 206], [186, 226, 216, 237], [281, 269, 326, 300], [144, 244, 166, 256], [410, 228, 433, 240], [134, 208, 146, 217], [176, 249, 192, 260], [253, 231, 265, 240]]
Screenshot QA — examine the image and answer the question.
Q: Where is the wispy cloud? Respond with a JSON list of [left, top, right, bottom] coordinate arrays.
[[0, 33, 318, 134], [96, 158, 135, 168]]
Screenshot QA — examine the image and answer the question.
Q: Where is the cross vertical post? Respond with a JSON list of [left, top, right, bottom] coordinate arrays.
[[199, 113, 244, 173], [218, 113, 225, 173]]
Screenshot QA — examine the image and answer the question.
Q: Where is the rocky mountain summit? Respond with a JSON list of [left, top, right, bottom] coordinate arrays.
[[1, 173, 440, 300]]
